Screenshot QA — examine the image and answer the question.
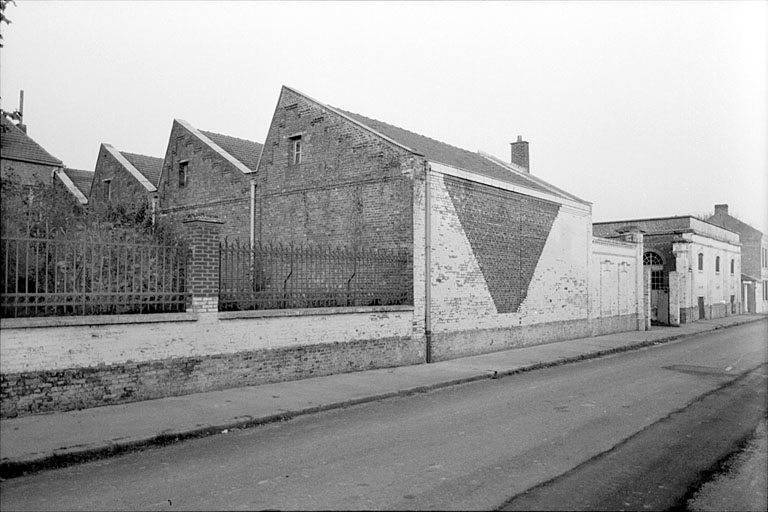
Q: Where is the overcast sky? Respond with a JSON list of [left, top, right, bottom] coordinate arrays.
[[1, 1, 766, 232]]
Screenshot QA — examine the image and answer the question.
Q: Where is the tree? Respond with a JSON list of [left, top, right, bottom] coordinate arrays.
[[0, 0, 15, 48]]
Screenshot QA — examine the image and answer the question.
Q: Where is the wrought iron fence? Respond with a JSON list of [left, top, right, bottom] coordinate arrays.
[[1, 235, 189, 318], [219, 240, 412, 311]]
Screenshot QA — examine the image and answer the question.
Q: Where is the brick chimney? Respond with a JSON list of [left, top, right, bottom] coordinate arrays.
[[17, 90, 27, 134], [714, 204, 729, 216], [510, 135, 529, 173]]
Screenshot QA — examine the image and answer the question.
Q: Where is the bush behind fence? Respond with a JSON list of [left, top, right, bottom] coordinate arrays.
[[1, 234, 189, 318], [219, 239, 413, 311]]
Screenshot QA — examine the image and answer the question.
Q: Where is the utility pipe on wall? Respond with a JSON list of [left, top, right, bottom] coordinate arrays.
[[250, 181, 256, 249], [424, 162, 433, 363]]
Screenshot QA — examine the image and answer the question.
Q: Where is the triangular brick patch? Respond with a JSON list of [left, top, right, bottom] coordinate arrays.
[[445, 176, 560, 313]]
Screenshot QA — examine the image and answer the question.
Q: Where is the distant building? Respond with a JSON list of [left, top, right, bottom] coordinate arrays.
[[0, 115, 63, 187], [52, 167, 94, 206], [707, 204, 768, 314], [156, 119, 262, 241], [594, 216, 741, 325], [89, 143, 163, 216]]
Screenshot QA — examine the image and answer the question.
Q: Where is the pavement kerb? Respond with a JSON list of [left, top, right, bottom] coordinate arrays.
[[1, 316, 764, 480]]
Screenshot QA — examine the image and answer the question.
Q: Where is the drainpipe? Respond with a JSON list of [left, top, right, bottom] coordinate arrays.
[[424, 162, 433, 363], [250, 181, 256, 249]]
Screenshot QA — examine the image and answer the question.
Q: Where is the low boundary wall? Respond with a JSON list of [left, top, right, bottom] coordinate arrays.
[[0, 306, 419, 419]]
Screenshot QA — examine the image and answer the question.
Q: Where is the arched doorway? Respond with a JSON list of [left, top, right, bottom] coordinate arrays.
[[644, 251, 669, 324]]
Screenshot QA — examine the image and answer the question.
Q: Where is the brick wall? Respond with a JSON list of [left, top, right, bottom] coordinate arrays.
[[254, 87, 418, 251], [90, 145, 153, 212], [0, 306, 417, 418], [1, 159, 57, 187], [422, 163, 595, 360], [158, 121, 254, 242]]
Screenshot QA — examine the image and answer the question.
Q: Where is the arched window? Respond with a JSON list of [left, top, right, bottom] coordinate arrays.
[[730, 259, 735, 274], [716, 256, 721, 272], [698, 253, 704, 271], [643, 252, 663, 266]]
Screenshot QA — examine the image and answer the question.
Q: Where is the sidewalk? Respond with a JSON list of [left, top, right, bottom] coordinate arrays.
[[2, 314, 765, 479]]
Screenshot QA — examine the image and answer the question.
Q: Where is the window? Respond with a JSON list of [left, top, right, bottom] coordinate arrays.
[[643, 252, 663, 266], [651, 270, 665, 290], [698, 253, 704, 271], [290, 136, 302, 165], [715, 256, 720, 273], [103, 179, 112, 201], [764, 280, 768, 301], [730, 259, 735, 274], [178, 161, 189, 188]]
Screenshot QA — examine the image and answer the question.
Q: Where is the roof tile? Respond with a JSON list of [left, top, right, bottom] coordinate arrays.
[[0, 116, 62, 166], [200, 130, 262, 171]]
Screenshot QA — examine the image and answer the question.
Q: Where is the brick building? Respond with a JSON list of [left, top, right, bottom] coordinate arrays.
[[594, 216, 741, 324], [707, 204, 768, 314], [0, 115, 63, 187], [157, 119, 262, 241], [52, 168, 94, 205], [254, 86, 645, 360], [89, 143, 163, 215]]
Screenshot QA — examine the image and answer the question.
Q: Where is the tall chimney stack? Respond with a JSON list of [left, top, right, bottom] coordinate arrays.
[[510, 135, 529, 173], [17, 90, 27, 134], [714, 204, 729, 216]]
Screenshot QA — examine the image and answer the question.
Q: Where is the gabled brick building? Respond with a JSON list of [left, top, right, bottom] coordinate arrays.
[[1, 115, 63, 187], [254, 86, 645, 360], [52, 168, 94, 205], [89, 143, 163, 214], [157, 119, 262, 241], [707, 204, 768, 314]]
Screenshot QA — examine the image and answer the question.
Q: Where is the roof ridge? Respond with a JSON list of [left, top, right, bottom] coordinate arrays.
[[200, 129, 260, 145], [120, 150, 163, 160]]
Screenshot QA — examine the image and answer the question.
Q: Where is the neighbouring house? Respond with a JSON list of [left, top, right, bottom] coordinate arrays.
[[594, 216, 742, 325], [707, 204, 768, 314], [89, 143, 163, 217], [253, 86, 646, 360], [156, 119, 262, 241], [0, 114, 63, 187], [52, 167, 94, 206]]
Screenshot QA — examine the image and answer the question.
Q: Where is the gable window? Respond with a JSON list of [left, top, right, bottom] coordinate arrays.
[[697, 253, 704, 271], [103, 179, 112, 201], [178, 161, 189, 188], [290, 136, 302, 165], [730, 259, 735, 274], [715, 256, 721, 273]]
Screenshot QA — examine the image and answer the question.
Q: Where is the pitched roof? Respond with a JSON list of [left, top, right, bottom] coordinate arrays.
[[0, 115, 63, 166], [61, 167, 94, 197], [707, 212, 763, 238], [122, 151, 163, 187], [200, 130, 262, 171]]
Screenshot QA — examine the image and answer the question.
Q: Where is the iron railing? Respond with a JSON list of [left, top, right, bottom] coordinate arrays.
[[1, 235, 188, 318], [219, 240, 412, 311]]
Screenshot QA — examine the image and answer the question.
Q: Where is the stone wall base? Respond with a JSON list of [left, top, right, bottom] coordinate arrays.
[[0, 336, 421, 419], [431, 315, 639, 362]]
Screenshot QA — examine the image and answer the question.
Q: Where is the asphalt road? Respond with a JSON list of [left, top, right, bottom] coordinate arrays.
[[1, 321, 766, 511]]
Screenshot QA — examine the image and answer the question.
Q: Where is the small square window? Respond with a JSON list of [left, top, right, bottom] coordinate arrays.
[[178, 161, 189, 188]]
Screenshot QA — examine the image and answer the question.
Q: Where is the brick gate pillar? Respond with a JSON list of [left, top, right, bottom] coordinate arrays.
[[183, 216, 224, 313]]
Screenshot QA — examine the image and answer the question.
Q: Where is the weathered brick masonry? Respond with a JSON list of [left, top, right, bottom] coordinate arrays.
[[90, 144, 156, 212], [254, 88, 417, 251], [0, 333, 417, 418], [444, 175, 560, 313], [158, 120, 261, 242]]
